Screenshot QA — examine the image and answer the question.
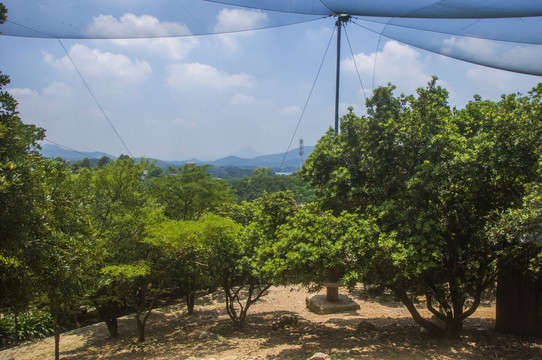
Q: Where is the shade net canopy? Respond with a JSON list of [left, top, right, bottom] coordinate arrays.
[[1, 0, 542, 75]]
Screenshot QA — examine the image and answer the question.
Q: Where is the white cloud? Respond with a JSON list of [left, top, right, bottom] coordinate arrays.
[[11, 82, 75, 111], [171, 118, 197, 127], [462, 66, 539, 101], [42, 81, 74, 98], [111, 37, 199, 60], [281, 105, 301, 114], [10, 82, 119, 149], [210, 9, 269, 52], [442, 37, 495, 60], [466, 67, 517, 90], [305, 26, 333, 43], [10, 87, 39, 98], [213, 9, 268, 33], [85, 13, 191, 38], [442, 36, 542, 76], [167, 62, 255, 90], [342, 40, 431, 93], [231, 93, 256, 105], [44, 44, 152, 82], [84, 13, 198, 60]]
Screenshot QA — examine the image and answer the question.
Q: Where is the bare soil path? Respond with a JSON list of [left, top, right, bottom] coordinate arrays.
[[1, 286, 540, 359]]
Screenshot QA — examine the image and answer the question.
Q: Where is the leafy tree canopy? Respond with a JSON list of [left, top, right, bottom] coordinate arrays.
[[302, 78, 542, 335], [227, 168, 315, 203], [148, 164, 233, 221]]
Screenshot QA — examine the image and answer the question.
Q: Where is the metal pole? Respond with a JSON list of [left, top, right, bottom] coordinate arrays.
[[334, 15, 350, 134], [334, 17, 342, 134]]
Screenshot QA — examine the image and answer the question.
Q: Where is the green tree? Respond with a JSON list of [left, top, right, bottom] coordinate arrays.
[[72, 157, 92, 171], [184, 214, 252, 327], [216, 192, 297, 328], [37, 160, 93, 359], [147, 219, 211, 315], [144, 162, 163, 179], [302, 79, 542, 335], [192, 193, 298, 330], [77, 158, 168, 342], [227, 168, 315, 203], [1, 56, 92, 357], [0, 73, 41, 333], [265, 203, 356, 289], [0, 38, 47, 341], [95, 155, 111, 169], [486, 183, 542, 275], [1, 9, 93, 356], [149, 164, 233, 221]]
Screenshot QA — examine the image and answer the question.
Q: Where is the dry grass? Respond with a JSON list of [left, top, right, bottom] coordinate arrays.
[[1, 286, 540, 359]]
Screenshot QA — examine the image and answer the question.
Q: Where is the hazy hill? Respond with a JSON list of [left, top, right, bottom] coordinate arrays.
[[40, 144, 116, 162], [40, 144, 315, 171], [209, 147, 314, 170]]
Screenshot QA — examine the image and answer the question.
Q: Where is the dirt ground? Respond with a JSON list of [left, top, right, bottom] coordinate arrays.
[[1, 286, 541, 360]]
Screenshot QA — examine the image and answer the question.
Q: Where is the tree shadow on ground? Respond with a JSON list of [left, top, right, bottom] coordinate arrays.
[[9, 288, 540, 360], [267, 316, 542, 360], [60, 305, 541, 360]]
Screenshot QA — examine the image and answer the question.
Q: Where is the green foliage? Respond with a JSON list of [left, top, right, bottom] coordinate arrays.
[[1, 55, 94, 359], [182, 214, 255, 327], [0, 72, 47, 277], [302, 78, 542, 334], [73, 158, 167, 341], [218, 192, 297, 328], [0, 3, 6, 25], [265, 203, 358, 288], [147, 218, 211, 313], [485, 183, 542, 277], [203, 193, 298, 328], [95, 156, 111, 169], [148, 164, 234, 221], [1, 64, 91, 329], [207, 166, 253, 179], [227, 168, 315, 203], [0, 309, 53, 348], [187, 214, 241, 282], [144, 162, 163, 179]]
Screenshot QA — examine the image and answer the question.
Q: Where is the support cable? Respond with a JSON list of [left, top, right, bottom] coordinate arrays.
[[278, 23, 336, 172], [372, 33, 383, 91], [349, 18, 393, 90], [343, 26, 367, 104], [43, 139, 101, 160], [6, 16, 327, 39], [57, 39, 133, 158]]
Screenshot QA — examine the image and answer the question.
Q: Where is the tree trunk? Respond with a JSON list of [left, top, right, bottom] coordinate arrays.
[[224, 282, 271, 329], [447, 316, 463, 335], [396, 288, 444, 336], [97, 305, 119, 338], [186, 292, 195, 315], [14, 311, 20, 344], [105, 317, 119, 339], [53, 308, 60, 360], [136, 316, 145, 343]]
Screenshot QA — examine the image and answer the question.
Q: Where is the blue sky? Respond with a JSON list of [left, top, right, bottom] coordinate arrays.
[[1, 1, 541, 160]]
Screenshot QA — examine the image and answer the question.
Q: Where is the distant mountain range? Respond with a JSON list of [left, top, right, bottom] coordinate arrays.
[[39, 144, 116, 162], [40, 144, 315, 171]]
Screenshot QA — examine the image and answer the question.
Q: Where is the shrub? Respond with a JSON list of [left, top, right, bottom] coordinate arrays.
[[0, 309, 54, 348]]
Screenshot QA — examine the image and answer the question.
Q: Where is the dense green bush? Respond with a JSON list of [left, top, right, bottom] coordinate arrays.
[[0, 309, 53, 348]]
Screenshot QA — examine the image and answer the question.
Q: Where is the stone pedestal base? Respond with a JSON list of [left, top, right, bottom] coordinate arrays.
[[306, 294, 360, 315]]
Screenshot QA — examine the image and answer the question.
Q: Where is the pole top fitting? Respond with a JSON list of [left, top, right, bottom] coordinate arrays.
[[336, 14, 351, 25]]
